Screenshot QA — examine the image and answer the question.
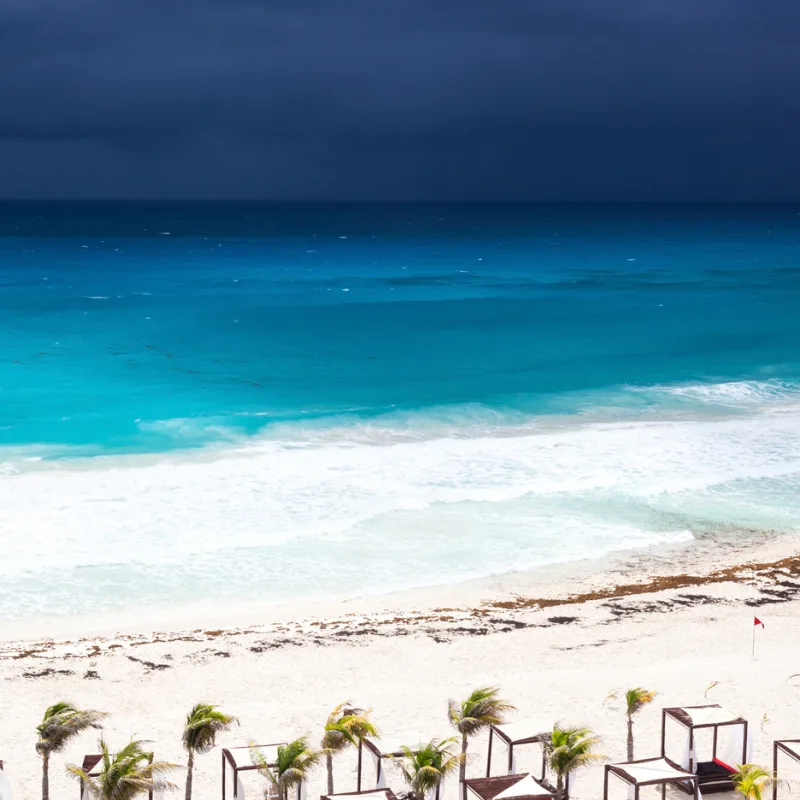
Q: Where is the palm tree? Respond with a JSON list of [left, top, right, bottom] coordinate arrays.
[[448, 687, 515, 799], [321, 703, 379, 794], [623, 688, 656, 761], [396, 738, 464, 800], [250, 736, 321, 800], [36, 701, 108, 800], [731, 764, 781, 800], [546, 726, 604, 800], [182, 703, 239, 800], [67, 738, 177, 799]]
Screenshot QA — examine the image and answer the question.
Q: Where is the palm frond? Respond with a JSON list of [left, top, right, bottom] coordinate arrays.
[[547, 725, 606, 785], [448, 687, 515, 736], [183, 703, 239, 753], [395, 738, 464, 798], [67, 738, 177, 800], [731, 764, 782, 800], [322, 704, 378, 754], [253, 736, 321, 797], [624, 688, 657, 718], [37, 702, 109, 756], [250, 741, 278, 787], [704, 681, 720, 698]]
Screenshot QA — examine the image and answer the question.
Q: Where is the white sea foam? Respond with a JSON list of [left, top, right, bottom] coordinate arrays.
[[1, 393, 800, 620], [648, 379, 800, 408]]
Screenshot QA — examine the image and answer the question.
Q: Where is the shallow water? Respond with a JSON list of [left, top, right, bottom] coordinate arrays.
[[1, 203, 799, 621]]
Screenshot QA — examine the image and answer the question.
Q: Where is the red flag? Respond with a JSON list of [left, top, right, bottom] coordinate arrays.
[[754, 617, 765, 628]]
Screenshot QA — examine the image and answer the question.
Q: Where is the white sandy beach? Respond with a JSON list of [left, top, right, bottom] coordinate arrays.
[[2, 535, 800, 800]]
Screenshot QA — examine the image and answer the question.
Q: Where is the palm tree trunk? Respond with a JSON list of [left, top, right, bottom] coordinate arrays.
[[460, 735, 468, 800], [556, 773, 564, 800], [185, 749, 194, 800], [627, 716, 634, 762], [42, 754, 50, 800], [327, 752, 334, 795]]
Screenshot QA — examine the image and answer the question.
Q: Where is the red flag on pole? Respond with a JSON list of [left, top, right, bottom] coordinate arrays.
[[753, 617, 764, 658]]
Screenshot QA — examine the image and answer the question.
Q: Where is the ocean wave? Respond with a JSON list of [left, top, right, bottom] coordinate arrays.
[[248, 379, 800, 447], [644, 379, 800, 408], [15, 377, 800, 458]]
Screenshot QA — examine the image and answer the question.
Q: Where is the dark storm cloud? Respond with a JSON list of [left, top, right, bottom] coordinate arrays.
[[0, 0, 799, 199]]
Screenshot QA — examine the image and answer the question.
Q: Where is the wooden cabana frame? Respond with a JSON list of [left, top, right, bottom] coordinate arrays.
[[604, 757, 700, 800], [79, 753, 155, 800], [465, 772, 555, 800], [772, 739, 800, 800], [485, 719, 551, 782], [222, 742, 293, 800], [357, 733, 433, 794], [660, 705, 748, 795]]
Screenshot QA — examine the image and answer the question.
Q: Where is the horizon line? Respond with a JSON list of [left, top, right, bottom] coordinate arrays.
[[0, 198, 799, 205]]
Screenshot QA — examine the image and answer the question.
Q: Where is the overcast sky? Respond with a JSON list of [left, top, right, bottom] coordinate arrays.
[[1, 0, 798, 200]]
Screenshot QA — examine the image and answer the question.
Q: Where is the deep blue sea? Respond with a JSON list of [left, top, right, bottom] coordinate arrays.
[[1, 203, 799, 623]]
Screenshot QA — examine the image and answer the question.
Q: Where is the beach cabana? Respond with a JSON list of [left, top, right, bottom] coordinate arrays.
[[222, 743, 292, 800], [465, 772, 555, 800], [79, 753, 160, 800], [661, 705, 749, 794], [604, 758, 700, 800], [357, 732, 433, 793], [485, 718, 552, 781], [0, 760, 12, 800], [772, 739, 800, 800], [322, 789, 398, 800]]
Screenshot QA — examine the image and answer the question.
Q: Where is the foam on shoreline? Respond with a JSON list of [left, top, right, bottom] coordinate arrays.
[[2, 526, 796, 649]]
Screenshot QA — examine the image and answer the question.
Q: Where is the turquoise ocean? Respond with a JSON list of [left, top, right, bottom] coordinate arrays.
[[1, 203, 799, 623]]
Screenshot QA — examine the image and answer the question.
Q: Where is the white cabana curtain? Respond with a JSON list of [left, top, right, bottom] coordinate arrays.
[[441, 774, 457, 800], [374, 752, 386, 789], [505, 741, 517, 775], [567, 770, 577, 792], [664, 715, 692, 770], [0, 770, 12, 800], [721, 724, 753, 767]]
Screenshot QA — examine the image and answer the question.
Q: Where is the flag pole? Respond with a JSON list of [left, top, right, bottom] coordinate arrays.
[[752, 623, 756, 659]]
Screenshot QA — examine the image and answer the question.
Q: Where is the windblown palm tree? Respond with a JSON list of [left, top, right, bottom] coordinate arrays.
[[448, 687, 515, 799], [731, 764, 781, 800], [182, 703, 238, 800], [67, 738, 177, 800], [251, 736, 321, 800], [36, 701, 108, 800], [321, 703, 379, 794], [546, 726, 604, 800], [396, 738, 463, 800], [623, 688, 656, 761]]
